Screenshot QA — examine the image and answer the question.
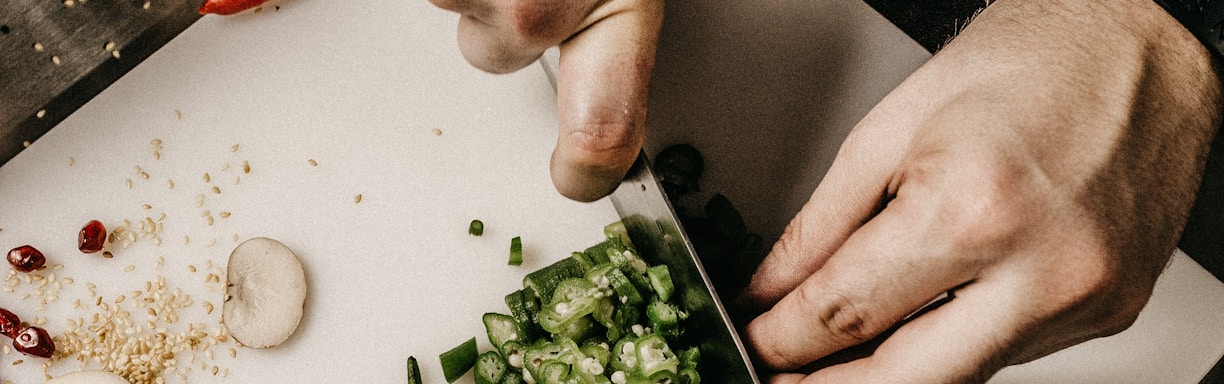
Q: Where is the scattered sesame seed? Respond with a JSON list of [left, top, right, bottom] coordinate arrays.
[[111, 49, 121, 59], [142, 0, 150, 9], [68, 156, 75, 166], [36, 109, 46, 118], [308, 159, 318, 166], [242, 160, 250, 174], [432, 128, 443, 136], [219, 212, 231, 218], [33, 42, 44, 52], [22, 141, 31, 148], [203, 172, 211, 183], [231, 144, 239, 152], [124, 265, 135, 272], [12, 359, 22, 365], [105, 41, 116, 52], [211, 186, 221, 194], [355, 194, 363, 204], [51, 55, 61, 65], [174, 109, 182, 119]]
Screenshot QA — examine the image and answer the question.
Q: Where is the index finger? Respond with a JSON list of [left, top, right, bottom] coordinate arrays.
[[550, 0, 663, 202]]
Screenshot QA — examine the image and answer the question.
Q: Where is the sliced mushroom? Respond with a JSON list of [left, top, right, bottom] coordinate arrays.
[[45, 370, 129, 384], [222, 237, 307, 348]]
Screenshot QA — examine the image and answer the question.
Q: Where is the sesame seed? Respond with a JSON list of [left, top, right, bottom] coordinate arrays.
[[203, 173, 211, 183], [308, 159, 318, 166], [211, 186, 221, 194], [355, 194, 363, 204], [432, 128, 443, 135], [52, 55, 61, 65], [36, 109, 46, 118], [124, 265, 135, 272], [174, 109, 182, 119], [142, 0, 150, 9], [219, 212, 231, 218], [242, 161, 250, 174], [105, 41, 116, 51], [167, 179, 175, 189], [231, 144, 239, 152], [33, 42, 44, 52], [111, 49, 121, 59], [12, 359, 22, 365]]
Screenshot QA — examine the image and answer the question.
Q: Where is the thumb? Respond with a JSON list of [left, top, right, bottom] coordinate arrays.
[[550, 0, 663, 202]]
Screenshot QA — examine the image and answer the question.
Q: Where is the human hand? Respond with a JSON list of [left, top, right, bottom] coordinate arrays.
[[738, 0, 1223, 382], [428, 0, 663, 201]]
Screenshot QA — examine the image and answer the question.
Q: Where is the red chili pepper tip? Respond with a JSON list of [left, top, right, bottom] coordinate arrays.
[[199, 0, 269, 15]]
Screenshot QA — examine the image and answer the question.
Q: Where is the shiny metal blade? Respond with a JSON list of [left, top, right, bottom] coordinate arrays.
[[538, 49, 760, 382], [610, 155, 760, 382]]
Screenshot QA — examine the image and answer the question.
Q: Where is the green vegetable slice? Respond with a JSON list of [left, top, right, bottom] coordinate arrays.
[[603, 221, 635, 251], [484, 312, 526, 352], [647, 300, 686, 341], [499, 371, 525, 384], [475, 350, 508, 384], [646, 265, 674, 302], [440, 337, 479, 383], [406, 356, 422, 384], [635, 335, 679, 377], [504, 289, 541, 340], [605, 268, 644, 305], [470, 220, 485, 236], [523, 258, 584, 303], [509, 236, 524, 266]]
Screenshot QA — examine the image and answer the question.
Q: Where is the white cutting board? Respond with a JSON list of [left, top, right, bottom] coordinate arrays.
[[2, 0, 1223, 383], [0, 0, 617, 382]]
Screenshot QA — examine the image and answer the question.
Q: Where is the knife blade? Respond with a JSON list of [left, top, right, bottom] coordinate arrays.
[[539, 49, 761, 383]]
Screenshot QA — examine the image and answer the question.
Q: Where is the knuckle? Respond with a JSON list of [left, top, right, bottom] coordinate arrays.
[[563, 121, 641, 166], [507, 0, 571, 43], [795, 285, 882, 345]]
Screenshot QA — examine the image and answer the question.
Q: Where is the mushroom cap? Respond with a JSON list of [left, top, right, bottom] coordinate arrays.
[[45, 370, 129, 384], [222, 237, 307, 348]]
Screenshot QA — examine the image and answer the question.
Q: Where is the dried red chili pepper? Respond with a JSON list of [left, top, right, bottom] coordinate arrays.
[[198, 0, 268, 15]]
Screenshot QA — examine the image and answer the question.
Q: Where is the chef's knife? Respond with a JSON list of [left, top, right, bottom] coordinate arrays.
[[539, 49, 761, 382]]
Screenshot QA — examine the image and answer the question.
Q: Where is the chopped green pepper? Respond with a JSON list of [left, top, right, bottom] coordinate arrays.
[[523, 258, 585, 303], [509, 236, 524, 266], [466, 221, 703, 383], [440, 337, 479, 383], [504, 289, 542, 340], [484, 312, 526, 352], [647, 300, 686, 341], [645, 265, 674, 302], [500, 371, 525, 384], [406, 356, 422, 384], [605, 267, 645, 306], [634, 335, 679, 378], [475, 350, 508, 384], [470, 219, 485, 236]]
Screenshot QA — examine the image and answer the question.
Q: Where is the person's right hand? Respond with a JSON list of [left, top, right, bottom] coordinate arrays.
[[428, 0, 664, 202]]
